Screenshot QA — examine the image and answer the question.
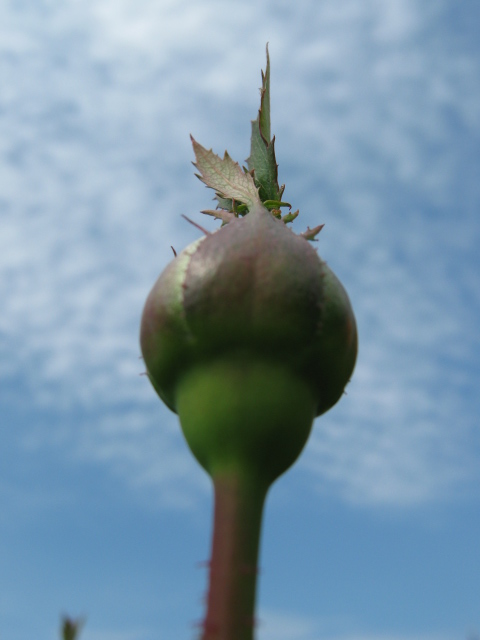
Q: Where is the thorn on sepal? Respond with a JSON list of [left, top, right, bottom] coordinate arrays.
[[201, 209, 236, 224], [196, 560, 211, 568], [300, 224, 325, 241], [282, 209, 299, 224], [181, 214, 212, 236]]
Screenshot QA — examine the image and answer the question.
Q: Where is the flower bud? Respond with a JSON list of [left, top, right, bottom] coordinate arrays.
[[141, 203, 357, 475]]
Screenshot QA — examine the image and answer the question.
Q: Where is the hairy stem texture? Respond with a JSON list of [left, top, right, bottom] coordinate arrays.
[[201, 471, 268, 640]]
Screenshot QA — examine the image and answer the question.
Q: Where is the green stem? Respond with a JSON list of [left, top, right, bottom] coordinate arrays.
[[201, 470, 268, 640]]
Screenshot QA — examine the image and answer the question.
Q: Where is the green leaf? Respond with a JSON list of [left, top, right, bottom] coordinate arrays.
[[191, 136, 261, 210], [263, 200, 292, 210], [61, 617, 85, 640], [246, 44, 282, 203], [259, 43, 271, 143], [282, 209, 299, 224]]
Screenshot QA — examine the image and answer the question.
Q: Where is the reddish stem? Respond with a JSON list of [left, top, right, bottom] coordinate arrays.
[[200, 470, 269, 640]]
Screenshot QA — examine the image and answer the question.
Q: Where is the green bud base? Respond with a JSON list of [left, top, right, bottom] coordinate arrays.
[[176, 355, 317, 484]]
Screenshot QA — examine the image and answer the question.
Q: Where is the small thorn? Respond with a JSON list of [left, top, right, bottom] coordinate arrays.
[[170, 245, 177, 257], [181, 214, 211, 235], [192, 619, 204, 629], [192, 619, 219, 634], [139, 371, 148, 377], [243, 615, 260, 629], [300, 223, 325, 241], [196, 560, 211, 568], [201, 209, 236, 224]]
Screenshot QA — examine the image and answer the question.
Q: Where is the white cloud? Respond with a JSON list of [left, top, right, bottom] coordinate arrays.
[[74, 406, 211, 509], [82, 628, 149, 640], [1, 0, 479, 510], [259, 608, 319, 640], [258, 609, 457, 640]]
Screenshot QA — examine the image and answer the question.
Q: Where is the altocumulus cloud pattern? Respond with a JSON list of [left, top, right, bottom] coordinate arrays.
[[1, 2, 479, 640]]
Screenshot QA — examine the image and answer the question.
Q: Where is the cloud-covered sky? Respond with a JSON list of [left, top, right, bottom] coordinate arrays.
[[1, 1, 479, 639]]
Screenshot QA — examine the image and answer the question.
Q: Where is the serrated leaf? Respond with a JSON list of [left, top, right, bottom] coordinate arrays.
[[215, 195, 234, 211], [191, 136, 261, 210], [246, 44, 282, 203], [248, 129, 280, 201], [259, 44, 271, 143], [214, 195, 249, 215]]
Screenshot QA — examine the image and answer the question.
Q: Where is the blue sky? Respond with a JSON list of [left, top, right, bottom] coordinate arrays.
[[1, 1, 479, 639]]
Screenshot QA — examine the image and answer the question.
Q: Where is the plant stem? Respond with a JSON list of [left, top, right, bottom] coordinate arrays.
[[200, 469, 269, 640]]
